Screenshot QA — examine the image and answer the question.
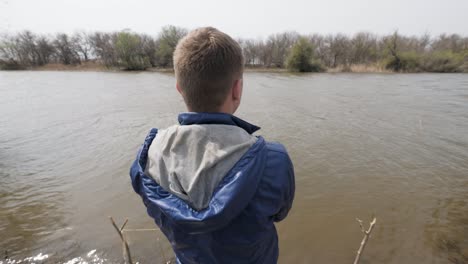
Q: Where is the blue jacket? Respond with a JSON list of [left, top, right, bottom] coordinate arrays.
[[130, 113, 295, 264]]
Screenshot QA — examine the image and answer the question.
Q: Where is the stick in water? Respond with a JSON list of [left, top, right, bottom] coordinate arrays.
[[110, 216, 133, 264], [353, 216, 377, 264]]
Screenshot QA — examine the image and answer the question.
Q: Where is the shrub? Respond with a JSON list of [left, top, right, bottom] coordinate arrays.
[[155, 25, 188, 67], [286, 37, 324, 72], [421, 51, 464, 73], [115, 32, 150, 70], [385, 52, 422, 72], [0, 59, 26, 70]]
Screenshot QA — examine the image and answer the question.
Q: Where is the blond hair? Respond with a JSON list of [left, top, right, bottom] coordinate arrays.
[[173, 27, 244, 112]]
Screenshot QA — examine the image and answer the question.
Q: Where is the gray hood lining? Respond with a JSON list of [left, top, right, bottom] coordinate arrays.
[[145, 124, 257, 210]]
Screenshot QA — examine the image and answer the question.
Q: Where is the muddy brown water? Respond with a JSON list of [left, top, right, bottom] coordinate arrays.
[[1, 71, 468, 263]]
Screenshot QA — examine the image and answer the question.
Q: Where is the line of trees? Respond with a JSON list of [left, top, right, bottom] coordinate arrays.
[[1, 26, 467, 72], [242, 31, 468, 72], [0, 26, 187, 70]]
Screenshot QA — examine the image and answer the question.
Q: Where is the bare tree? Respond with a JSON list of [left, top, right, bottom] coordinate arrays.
[[257, 40, 272, 67], [36, 36, 55, 65], [54, 33, 81, 65], [240, 38, 264, 66], [431, 34, 465, 52], [0, 31, 54, 67], [350, 32, 378, 65], [89, 32, 117, 66], [0, 33, 20, 62], [417, 33, 431, 53], [308, 34, 328, 65], [72, 32, 92, 62], [383, 31, 402, 71], [265, 32, 299, 67], [15, 31, 40, 65], [140, 34, 158, 67], [326, 33, 351, 68]]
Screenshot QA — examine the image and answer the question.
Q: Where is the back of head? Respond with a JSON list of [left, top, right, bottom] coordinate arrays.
[[173, 27, 244, 112]]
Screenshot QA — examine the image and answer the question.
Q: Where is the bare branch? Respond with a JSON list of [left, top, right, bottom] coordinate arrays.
[[120, 218, 129, 231], [109, 216, 133, 264], [353, 216, 377, 264]]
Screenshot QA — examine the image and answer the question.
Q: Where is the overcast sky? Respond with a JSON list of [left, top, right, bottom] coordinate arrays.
[[1, 0, 467, 38]]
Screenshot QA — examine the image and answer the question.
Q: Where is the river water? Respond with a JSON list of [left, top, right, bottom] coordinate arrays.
[[1, 71, 467, 263]]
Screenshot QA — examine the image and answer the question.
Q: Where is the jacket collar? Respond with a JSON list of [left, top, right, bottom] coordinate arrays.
[[178, 112, 260, 134]]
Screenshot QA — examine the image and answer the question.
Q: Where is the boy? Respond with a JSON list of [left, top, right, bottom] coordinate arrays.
[[130, 27, 295, 264]]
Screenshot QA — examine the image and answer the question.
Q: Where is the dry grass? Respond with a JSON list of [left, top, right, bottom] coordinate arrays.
[[33, 61, 110, 72], [327, 64, 392, 73], [19, 62, 397, 73], [244, 67, 288, 73]]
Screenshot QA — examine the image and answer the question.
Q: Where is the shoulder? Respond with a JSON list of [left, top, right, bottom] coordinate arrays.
[[250, 139, 295, 217], [261, 140, 294, 184], [266, 141, 289, 155], [265, 141, 292, 167]]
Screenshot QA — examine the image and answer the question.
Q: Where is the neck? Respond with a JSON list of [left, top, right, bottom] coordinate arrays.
[[218, 99, 238, 114], [217, 105, 235, 115], [186, 103, 236, 115]]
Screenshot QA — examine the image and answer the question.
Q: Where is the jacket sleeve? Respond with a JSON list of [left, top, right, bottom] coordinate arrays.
[[273, 150, 295, 222], [265, 142, 295, 222], [129, 128, 158, 195]]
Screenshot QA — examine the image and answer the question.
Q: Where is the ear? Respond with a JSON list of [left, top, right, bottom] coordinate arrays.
[[231, 78, 243, 112], [232, 78, 243, 101], [176, 82, 184, 95]]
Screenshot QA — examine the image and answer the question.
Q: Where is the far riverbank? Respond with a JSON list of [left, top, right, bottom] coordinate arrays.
[[0, 61, 407, 74]]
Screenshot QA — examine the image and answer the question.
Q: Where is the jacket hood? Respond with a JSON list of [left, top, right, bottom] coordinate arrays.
[[130, 113, 267, 234], [144, 124, 257, 210]]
